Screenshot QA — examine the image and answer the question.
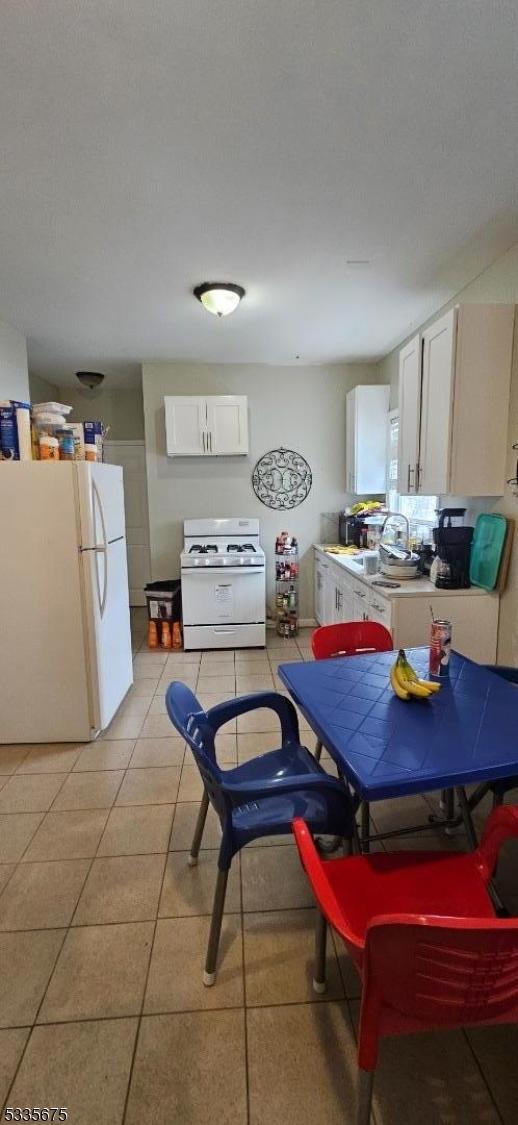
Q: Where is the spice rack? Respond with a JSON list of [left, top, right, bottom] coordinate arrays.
[[275, 532, 299, 637]]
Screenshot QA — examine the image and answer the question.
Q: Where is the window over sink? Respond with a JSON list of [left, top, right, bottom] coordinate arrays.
[[387, 411, 438, 539]]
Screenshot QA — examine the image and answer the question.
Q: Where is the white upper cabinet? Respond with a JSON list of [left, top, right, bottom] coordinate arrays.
[[397, 304, 514, 497], [420, 310, 457, 494], [449, 304, 515, 496], [397, 334, 421, 494], [165, 395, 249, 457], [165, 397, 207, 457], [205, 396, 248, 455], [346, 384, 390, 494]]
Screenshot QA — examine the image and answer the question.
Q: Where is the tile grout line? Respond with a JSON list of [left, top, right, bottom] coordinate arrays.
[[3, 994, 359, 1035], [121, 828, 171, 1125], [0, 766, 79, 907], [240, 824, 252, 1125], [461, 1027, 506, 1125], [5, 762, 132, 1089], [2, 925, 70, 1115]]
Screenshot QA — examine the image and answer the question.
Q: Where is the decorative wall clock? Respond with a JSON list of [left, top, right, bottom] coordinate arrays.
[[252, 447, 312, 510]]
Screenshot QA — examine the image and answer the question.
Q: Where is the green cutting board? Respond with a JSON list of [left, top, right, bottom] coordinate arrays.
[[469, 513, 507, 591]]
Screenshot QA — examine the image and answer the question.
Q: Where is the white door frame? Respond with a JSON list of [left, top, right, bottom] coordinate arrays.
[[103, 439, 151, 606]]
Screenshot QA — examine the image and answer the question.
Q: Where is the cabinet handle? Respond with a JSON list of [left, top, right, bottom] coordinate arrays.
[[416, 464, 422, 491], [209, 431, 213, 453], [407, 464, 414, 492], [202, 432, 206, 453]]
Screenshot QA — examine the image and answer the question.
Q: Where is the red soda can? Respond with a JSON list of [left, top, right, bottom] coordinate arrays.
[[429, 619, 452, 676]]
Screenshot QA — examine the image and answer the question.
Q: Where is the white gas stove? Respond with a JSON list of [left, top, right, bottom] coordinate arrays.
[[181, 518, 266, 649]]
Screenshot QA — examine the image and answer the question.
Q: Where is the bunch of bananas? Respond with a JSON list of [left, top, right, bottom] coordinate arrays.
[[350, 500, 384, 515], [390, 649, 441, 701]]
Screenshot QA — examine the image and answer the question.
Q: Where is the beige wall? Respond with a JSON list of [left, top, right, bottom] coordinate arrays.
[[0, 319, 29, 401], [142, 362, 385, 619], [28, 373, 59, 403], [377, 241, 518, 663], [27, 381, 145, 441]]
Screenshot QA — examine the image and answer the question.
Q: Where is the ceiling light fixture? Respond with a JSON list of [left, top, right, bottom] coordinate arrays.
[[193, 282, 245, 318], [75, 371, 105, 390]]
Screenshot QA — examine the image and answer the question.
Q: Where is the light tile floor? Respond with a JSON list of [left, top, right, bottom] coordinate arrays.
[[0, 609, 517, 1122]]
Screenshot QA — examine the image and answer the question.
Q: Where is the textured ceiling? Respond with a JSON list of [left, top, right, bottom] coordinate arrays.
[[1, 0, 518, 386]]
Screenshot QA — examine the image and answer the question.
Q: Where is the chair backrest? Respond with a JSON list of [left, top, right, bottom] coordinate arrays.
[[293, 816, 518, 1070], [358, 914, 518, 1068], [311, 621, 393, 661], [166, 681, 227, 822]]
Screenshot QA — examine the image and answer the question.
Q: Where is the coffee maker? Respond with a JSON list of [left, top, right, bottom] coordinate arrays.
[[339, 512, 363, 547], [432, 508, 473, 589]]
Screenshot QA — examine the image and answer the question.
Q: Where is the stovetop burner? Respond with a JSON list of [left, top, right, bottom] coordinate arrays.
[[227, 543, 256, 553], [189, 543, 218, 554]]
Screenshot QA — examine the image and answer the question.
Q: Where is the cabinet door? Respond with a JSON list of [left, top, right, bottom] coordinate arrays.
[[206, 396, 248, 455], [349, 386, 390, 494], [165, 397, 207, 456], [345, 389, 356, 492], [314, 557, 325, 625], [398, 335, 421, 494], [352, 594, 367, 622], [368, 591, 393, 635], [350, 580, 369, 620], [316, 558, 335, 624], [419, 310, 456, 494], [335, 574, 354, 623]]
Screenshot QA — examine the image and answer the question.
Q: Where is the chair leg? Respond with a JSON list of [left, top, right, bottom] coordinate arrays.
[[361, 801, 370, 854], [188, 789, 209, 867], [314, 739, 323, 762], [313, 909, 327, 994], [203, 866, 229, 987], [357, 1069, 374, 1125]]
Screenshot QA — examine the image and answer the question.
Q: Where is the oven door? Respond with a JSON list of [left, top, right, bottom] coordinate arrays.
[[181, 567, 265, 625]]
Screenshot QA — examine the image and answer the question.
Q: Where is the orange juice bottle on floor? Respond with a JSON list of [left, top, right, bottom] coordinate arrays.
[[161, 620, 172, 649], [147, 620, 159, 649], [172, 621, 182, 650]]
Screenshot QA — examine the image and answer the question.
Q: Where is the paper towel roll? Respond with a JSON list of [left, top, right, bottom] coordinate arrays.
[[13, 402, 32, 461]]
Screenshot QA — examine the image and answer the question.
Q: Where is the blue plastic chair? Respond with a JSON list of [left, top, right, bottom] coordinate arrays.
[[166, 681, 354, 985]]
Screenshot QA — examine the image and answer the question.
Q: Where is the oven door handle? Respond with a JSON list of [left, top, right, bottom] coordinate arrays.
[[182, 567, 263, 576]]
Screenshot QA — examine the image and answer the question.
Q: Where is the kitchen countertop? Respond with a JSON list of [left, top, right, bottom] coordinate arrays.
[[313, 544, 495, 599]]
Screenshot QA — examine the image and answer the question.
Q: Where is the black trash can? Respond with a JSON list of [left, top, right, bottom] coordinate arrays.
[[144, 580, 182, 623]]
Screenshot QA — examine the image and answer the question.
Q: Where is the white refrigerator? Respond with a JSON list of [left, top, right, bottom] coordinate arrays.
[[0, 462, 133, 743]]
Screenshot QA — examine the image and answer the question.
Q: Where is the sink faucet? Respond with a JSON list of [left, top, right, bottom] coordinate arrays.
[[381, 511, 410, 548]]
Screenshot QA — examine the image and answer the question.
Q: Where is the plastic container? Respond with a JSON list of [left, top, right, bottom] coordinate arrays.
[[85, 443, 97, 462], [31, 411, 67, 428], [58, 431, 75, 460], [39, 435, 59, 460], [32, 402, 73, 416]]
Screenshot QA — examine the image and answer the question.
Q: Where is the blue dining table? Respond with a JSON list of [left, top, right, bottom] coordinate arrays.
[[278, 647, 518, 850]]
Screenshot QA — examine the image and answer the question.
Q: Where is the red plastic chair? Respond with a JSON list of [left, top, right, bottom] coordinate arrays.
[[311, 622, 392, 763], [293, 808, 518, 1125], [311, 620, 393, 661]]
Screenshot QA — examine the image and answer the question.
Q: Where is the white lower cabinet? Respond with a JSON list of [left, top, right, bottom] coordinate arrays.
[[313, 549, 498, 663], [368, 590, 392, 631], [314, 554, 336, 625]]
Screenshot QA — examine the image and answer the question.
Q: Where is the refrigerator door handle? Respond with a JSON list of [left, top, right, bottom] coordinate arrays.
[[92, 481, 108, 618]]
